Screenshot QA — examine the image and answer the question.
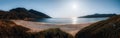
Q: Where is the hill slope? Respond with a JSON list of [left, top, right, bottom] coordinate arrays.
[[76, 15, 120, 38]]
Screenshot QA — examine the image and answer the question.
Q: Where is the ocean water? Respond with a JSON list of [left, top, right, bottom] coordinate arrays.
[[33, 18, 108, 24]]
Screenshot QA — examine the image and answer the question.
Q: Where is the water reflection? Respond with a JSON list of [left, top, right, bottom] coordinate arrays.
[[71, 17, 78, 24]]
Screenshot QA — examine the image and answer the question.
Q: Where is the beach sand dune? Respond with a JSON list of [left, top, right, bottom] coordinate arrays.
[[13, 20, 92, 36]]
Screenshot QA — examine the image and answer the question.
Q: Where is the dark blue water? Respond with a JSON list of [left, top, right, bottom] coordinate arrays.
[[33, 18, 108, 24]]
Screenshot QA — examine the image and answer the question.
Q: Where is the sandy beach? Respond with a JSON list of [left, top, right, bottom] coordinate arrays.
[[12, 20, 93, 36]]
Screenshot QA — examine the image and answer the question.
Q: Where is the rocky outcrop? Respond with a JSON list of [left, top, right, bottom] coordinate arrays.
[[76, 15, 120, 38]]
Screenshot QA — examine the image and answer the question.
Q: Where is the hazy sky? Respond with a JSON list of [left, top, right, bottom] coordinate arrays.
[[0, 0, 120, 18]]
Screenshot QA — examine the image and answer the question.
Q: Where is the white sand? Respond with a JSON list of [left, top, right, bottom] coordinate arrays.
[[12, 20, 93, 36]]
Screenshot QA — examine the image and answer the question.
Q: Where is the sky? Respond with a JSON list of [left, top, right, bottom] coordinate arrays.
[[0, 0, 120, 18]]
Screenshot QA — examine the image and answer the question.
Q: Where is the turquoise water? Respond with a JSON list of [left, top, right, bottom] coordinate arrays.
[[33, 18, 108, 24]]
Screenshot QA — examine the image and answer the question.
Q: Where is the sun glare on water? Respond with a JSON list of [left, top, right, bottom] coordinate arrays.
[[71, 17, 78, 24]]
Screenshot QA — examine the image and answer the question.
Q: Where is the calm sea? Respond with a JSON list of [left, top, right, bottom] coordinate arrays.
[[32, 18, 108, 24]]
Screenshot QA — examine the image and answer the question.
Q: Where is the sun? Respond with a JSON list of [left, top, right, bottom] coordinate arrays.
[[71, 1, 78, 10], [72, 3, 78, 9]]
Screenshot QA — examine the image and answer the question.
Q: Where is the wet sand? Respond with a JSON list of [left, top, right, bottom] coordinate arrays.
[[12, 20, 93, 36]]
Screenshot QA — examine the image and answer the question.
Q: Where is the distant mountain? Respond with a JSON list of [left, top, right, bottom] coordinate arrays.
[[79, 14, 117, 18], [0, 7, 51, 20]]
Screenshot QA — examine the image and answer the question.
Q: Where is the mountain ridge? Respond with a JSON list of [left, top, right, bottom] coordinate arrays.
[[0, 7, 51, 20]]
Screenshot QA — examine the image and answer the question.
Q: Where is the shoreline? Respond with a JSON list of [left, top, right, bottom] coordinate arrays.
[[12, 20, 93, 36]]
